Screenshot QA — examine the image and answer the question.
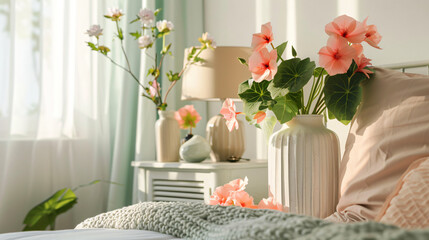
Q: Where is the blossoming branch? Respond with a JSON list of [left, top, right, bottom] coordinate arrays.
[[86, 7, 216, 111]]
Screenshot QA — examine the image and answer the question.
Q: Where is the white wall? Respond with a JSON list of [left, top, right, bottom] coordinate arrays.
[[204, 0, 429, 159]]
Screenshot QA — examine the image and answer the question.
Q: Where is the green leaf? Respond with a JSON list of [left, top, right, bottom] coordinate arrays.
[[267, 81, 288, 99], [272, 57, 316, 93], [327, 109, 335, 120], [323, 72, 366, 124], [194, 57, 204, 63], [272, 93, 299, 124], [154, 8, 161, 16], [238, 57, 248, 66], [98, 46, 110, 55], [187, 47, 197, 60], [130, 16, 140, 24], [243, 101, 262, 116], [87, 42, 98, 51], [166, 71, 180, 82], [161, 43, 172, 54], [275, 42, 287, 60], [238, 79, 251, 95], [156, 31, 170, 38], [238, 80, 272, 103], [292, 46, 297, 57], [23, 188, 77, 231], [117, 27, 123, 40], [260, 115, 277, 142], [130, 31, 141, 40], [287, 90, 303, 109], [313, 67, 328, 77]]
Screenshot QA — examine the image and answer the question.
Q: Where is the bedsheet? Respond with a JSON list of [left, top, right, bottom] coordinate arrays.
[[0, 229, 181, 240]]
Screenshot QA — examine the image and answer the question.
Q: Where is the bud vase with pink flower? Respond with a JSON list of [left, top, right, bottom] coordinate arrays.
[[220, 15, 382, 218], [175, 105, 211, 162]]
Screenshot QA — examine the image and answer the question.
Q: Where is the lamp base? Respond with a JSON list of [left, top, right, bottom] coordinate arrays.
[[206, 114, 245, 162]]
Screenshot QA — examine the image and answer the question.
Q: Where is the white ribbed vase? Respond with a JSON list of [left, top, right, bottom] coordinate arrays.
[[155, 110, 180, 162], [268, 115, 340, 218]]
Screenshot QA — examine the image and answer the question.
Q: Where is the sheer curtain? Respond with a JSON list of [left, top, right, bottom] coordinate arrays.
[[0, 0, 142, 232], [0, 0, 207, 232]]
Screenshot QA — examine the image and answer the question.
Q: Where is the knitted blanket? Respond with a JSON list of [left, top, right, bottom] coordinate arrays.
[[76, 202, 429, 239]]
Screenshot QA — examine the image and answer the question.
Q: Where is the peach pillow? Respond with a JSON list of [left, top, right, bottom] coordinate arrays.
[[376, 157, 429, 228], [326, 67, 429, 222]]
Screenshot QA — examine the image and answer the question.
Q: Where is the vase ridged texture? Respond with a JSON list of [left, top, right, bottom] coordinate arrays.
[[268, 115, 340, 218], [206, 115, 244, 162], [155, 110, 180, 162]]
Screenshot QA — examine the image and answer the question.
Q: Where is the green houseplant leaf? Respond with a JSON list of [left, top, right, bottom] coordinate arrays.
[[275, 42, 287, 61], [23, 188, 77, 231], [239, 80, 274, 116], [272, 93, 299, 124], [238, 80, 272, 103], [323, 72, 367, 124], [272, 57, 316, 93]]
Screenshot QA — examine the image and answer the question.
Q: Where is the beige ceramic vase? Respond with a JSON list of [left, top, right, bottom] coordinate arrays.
[[268, 115, 340, 218], [206, 115, 244, 162], [155, 110, 180, 162]]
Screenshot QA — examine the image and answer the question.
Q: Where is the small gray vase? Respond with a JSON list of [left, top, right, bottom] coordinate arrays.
[[179, 135, 211, 163]]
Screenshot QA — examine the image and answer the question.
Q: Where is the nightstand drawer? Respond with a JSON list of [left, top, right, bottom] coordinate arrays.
[[146, 171, 213, 203]]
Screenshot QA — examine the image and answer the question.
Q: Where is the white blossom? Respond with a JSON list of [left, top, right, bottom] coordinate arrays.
[[201, 32, 216, 47], [86, 24, 103, 37], [138, 8, 154, 26], [106, 8, 124, 20], [138, 35, 153, 49], [156, 20, 174, 32]]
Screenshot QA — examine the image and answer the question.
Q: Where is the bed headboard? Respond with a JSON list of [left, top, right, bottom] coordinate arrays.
[[380, 60, 429, 74]]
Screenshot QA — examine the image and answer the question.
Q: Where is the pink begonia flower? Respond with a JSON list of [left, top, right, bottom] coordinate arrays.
[[253, 111, 266, 124], [251, 22, 274, 52], [352, 44, 373, 78], [248, 48, 278, 82], [149, 80, 160, 98], [174, 105, 202, 129], [209, 177, 248, 205], [325, 15, 366, 43], [257, 190, 284, 211], [226, 177, 248, 192], [220, 98, 240, 131], [225, 191, 257, 209], [318, 35, 357, 76], [209, 177, 257, 208], [363, 18, 382, 49]]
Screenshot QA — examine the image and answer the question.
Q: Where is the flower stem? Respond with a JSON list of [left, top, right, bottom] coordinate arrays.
[[304, 70, 323, 114], [163, 46, 206, 104], [270, 43, 284, 61], [115, 21, 133, 73]]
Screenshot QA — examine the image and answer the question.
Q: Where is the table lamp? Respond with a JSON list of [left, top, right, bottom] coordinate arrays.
[[181, 46, 252, 162]]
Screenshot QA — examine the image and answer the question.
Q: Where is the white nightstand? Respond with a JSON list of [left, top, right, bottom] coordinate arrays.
[[132, 160, 268, 203]]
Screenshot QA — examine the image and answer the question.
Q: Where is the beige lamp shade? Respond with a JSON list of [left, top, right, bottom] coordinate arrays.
[[181, 46, 252, 101]]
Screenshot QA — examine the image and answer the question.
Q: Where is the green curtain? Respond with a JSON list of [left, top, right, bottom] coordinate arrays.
[[106, 0, 208, 210], [104, 0, 141, 211]]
